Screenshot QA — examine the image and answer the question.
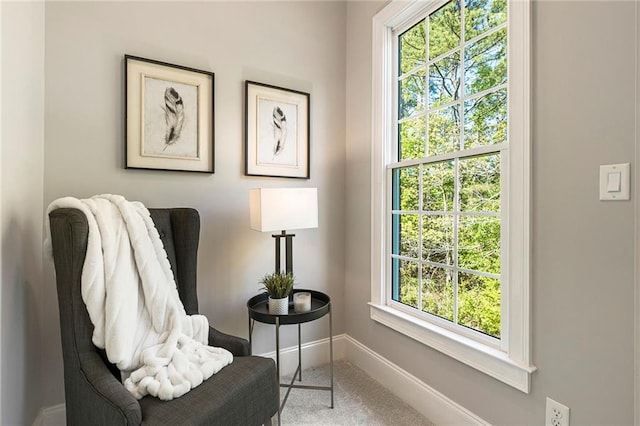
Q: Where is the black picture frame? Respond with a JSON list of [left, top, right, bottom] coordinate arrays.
[[244, 80, 310, 179], [125, 55, 215, 173]]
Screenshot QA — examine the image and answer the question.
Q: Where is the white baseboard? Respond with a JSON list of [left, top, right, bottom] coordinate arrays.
[[36, 334, 486, 426], [256, 333, 348, 377], [33, 403, 65, 426], [344, 335, 489, 425]]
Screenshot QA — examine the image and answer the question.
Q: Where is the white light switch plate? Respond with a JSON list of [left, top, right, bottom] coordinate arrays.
[[599, 163, 630, 201]]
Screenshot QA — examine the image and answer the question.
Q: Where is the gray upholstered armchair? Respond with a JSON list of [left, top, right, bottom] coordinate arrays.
[[49, 207, 278, 425]]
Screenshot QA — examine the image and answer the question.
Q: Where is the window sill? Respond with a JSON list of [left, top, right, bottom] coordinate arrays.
[[369, 303, 536, 393]]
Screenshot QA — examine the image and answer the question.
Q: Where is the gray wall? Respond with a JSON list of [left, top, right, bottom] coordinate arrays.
[[346, 1, 637, 424], [41, 0, 346, 411], [1, 1, 45, 424], [1, 0, 638, 424]]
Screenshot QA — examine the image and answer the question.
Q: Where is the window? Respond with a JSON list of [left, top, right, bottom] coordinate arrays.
[[371, 0, 535, 392]]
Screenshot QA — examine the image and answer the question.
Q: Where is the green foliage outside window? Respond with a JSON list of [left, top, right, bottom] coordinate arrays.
[[393, 0, 506, 339]]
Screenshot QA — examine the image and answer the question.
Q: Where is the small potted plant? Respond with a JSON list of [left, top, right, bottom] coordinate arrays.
[[260, 271, 295, 315]]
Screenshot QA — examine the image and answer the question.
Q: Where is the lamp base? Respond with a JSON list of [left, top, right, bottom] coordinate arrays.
[[272, 230, 295, 274]]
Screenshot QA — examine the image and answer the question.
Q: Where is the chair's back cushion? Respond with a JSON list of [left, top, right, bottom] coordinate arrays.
[[149, 208, 200, 315]]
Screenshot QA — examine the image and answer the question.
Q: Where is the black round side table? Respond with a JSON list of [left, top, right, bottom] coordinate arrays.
[[247, 289, 334, 425]]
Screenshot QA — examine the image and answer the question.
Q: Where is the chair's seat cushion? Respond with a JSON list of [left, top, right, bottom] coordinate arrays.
[[139, 356, 277, 426]]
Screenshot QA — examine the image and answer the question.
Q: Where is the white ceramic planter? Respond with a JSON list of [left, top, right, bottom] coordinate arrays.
[[268, 296, 289, 315]]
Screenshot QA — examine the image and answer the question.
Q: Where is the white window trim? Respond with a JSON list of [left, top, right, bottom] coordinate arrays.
[[370, 0, 536, 393]]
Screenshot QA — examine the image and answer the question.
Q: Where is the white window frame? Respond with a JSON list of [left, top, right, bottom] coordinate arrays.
[[370, 0, 536, 392]]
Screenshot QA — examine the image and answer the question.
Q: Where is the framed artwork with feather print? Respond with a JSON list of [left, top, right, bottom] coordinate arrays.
[[245, 81, 310, 179], [125, 55, 214, 173]]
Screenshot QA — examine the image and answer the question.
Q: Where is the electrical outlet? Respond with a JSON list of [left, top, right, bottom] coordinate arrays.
[[546, 397, 570, 426]]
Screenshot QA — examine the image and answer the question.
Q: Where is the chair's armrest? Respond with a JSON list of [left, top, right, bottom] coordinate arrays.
[[76, 352, 142, 425], [208, 326, 250, 356]]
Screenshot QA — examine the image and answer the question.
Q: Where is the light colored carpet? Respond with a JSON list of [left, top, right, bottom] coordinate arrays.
[[278, 361, 433, 425]]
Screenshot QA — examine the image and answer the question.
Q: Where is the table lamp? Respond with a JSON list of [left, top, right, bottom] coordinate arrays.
[[249, 187, 318, 274]]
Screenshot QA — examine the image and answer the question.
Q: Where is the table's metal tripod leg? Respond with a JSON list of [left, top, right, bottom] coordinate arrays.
[[298, 323, 302, 381], [329, 304, 334, 409], [276, 317, 281, 426]]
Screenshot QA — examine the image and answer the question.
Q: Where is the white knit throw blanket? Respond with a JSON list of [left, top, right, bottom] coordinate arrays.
[[46, 194, 233, 401]]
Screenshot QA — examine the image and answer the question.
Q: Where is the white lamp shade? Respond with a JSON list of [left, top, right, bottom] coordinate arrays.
[[249, 188, 318, 232]]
